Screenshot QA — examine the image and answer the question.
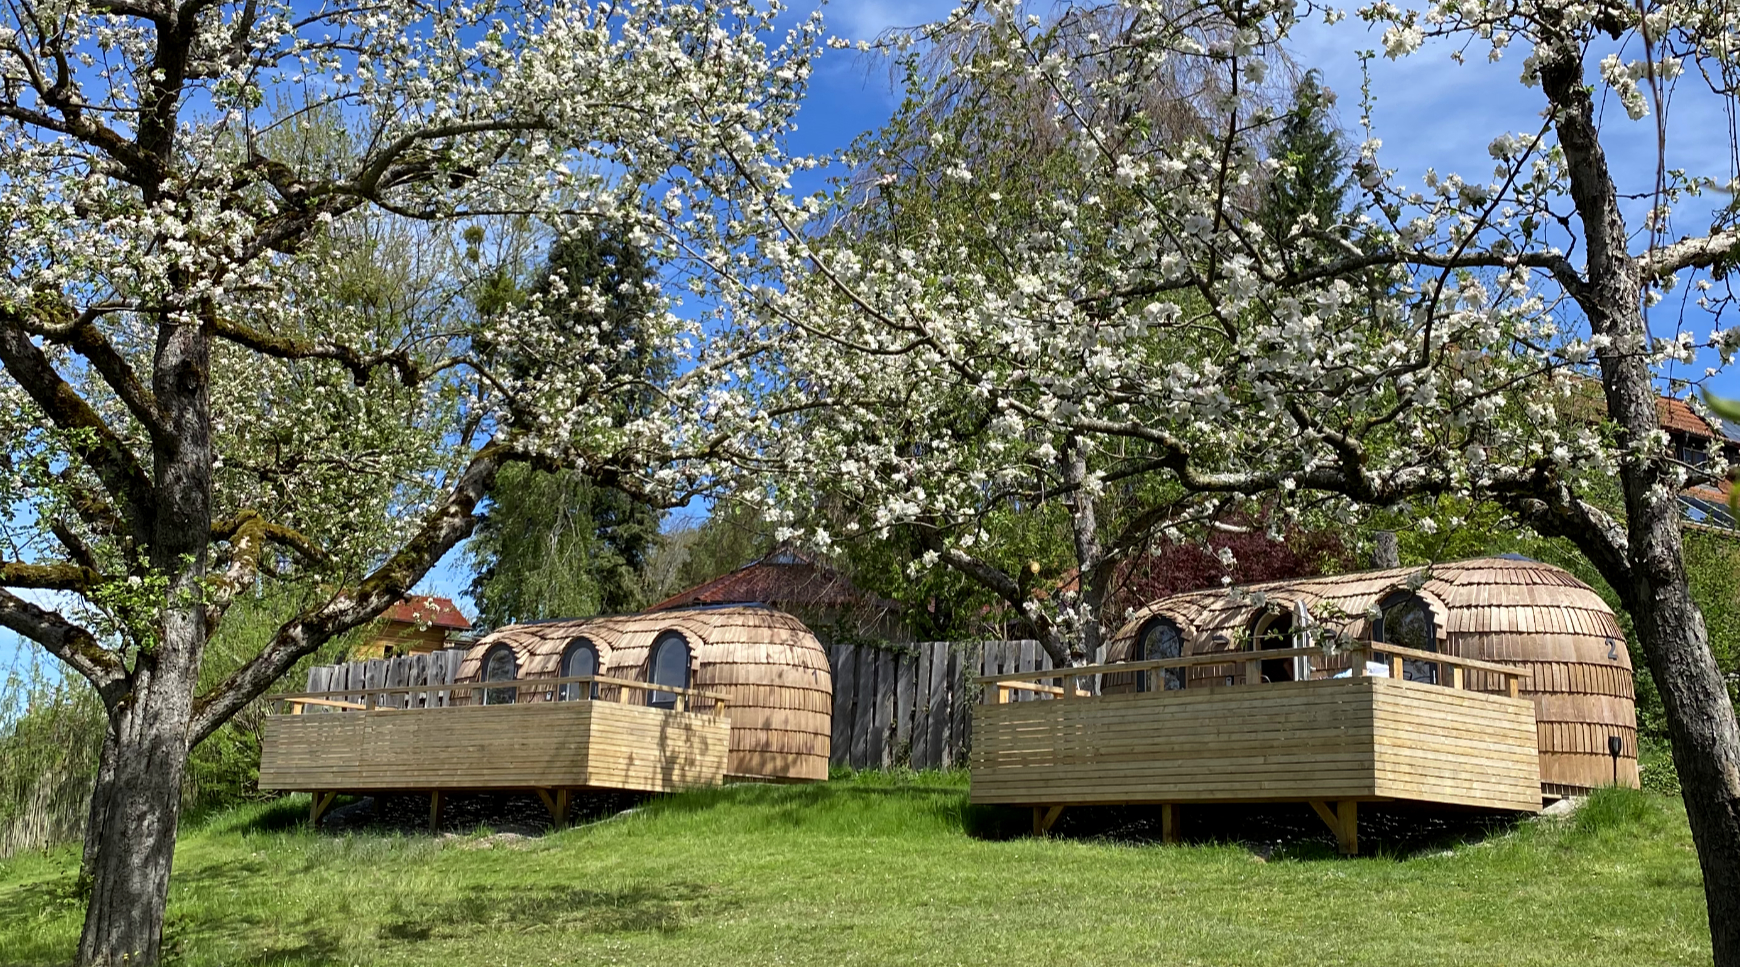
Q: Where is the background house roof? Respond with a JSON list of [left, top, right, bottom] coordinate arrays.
[[1656, 396, 1740, 442], [380, 595, 472, 631], [649, 548, 898, 613]]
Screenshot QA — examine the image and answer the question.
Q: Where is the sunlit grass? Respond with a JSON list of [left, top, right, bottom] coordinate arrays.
[[0, 775, 1709, 966]]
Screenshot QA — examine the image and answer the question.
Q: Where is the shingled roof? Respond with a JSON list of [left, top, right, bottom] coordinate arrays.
[[380, 595, 472, 631], [649, 548, 898, 614], [1657, 396, 1740, 442]]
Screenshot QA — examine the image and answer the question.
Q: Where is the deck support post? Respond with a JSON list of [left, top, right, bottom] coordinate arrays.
[[308, 791, 337, 827], [1161, 804, 1181, 844], [428, 791, 444, 834], [1032, 805, 1065, 836], [1337, 800, 1358, 855], [537, 788, 572, 830], [1308, 800, 1359, 855]]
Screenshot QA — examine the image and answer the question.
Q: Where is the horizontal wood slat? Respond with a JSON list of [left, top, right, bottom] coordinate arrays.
[[1101, 556, 1639, 795], [260, 702, 728, 794], [969, 677, 1541, 811]]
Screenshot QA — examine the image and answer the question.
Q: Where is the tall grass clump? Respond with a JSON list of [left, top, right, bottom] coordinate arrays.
[[0, 654, 105, 857], [0, 593, 367, 855]]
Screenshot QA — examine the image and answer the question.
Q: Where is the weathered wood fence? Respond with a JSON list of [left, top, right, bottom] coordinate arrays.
[[827, 640, 1096, 771], [295, 640, 1088, 769], [300, 649, 468, 709]]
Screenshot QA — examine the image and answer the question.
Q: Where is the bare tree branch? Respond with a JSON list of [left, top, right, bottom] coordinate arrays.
[[187, 441, 510, 742], [0, 308, 156, 542], [0, 587, 127, 699]]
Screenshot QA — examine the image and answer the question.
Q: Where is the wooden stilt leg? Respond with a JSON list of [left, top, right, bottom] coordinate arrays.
[[1032, 805, 1065, 836], [1336, 800, 1358, 856], [428, 791, 443, 834], [308, 791, 337, 827], [1161, 803, 1181, 844], [536, 788, 571, 830], [1308, 799, 1340, 846]]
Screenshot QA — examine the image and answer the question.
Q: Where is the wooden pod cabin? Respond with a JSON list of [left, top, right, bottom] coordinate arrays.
[[455, 605, 833, 782], [1102, 557, 1638, 796], [970, 557, 1638, 851]]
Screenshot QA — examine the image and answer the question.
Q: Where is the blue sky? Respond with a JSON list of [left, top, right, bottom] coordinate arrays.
[[8, 2, 1739, 674]]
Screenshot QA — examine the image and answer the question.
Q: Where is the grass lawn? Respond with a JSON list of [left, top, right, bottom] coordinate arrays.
[[0, 772, 1710, 966]]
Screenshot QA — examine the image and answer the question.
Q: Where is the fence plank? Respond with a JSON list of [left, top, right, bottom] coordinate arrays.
[[385, 657, 407, 709], [831, 645, 857, 768], [894, 652, 915, 766], [910, 643, 934, 769], [925, 643, 949, 770], [1017, 641, 1037, 701], [430, 651, 454, 706], [852, 649, 877, 769], [946, 645, 969, 767], [303, 666, 329, 713], [363, 659, 385, 707], [870, 651, 893, 768], [408, 653, 428, 708]]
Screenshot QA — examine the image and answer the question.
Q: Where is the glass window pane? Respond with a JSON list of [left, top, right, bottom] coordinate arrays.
[[1139, 620, 1184, 691], [562, 640, 595, 701], [649, 635, 689, 708], [1377, 594, 1438, 683], [483, 648, 517, 705]]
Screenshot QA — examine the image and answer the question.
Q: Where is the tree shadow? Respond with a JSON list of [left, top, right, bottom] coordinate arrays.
[[371, 881, 725, 942], [153, 855, 724, 964], [0, 870, 85, 967]]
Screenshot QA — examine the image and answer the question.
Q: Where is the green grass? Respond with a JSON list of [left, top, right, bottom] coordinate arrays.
[[0, 774, 1711, 966]]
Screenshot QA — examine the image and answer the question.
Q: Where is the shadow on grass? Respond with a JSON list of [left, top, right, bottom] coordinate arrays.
[[373, 880, 723, 941], [0, 869, 86, 967], [967, 800, 1534, 860], [151, 858, 724, 965]]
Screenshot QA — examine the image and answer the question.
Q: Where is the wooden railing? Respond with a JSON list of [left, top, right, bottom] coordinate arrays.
[[974, 642, 1531, 703], [265, 674, 730, 715]]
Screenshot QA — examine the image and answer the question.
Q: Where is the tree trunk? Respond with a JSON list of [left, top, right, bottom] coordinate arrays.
[[1369, 531, 1399, 569], [1537, 30, 1740, 965], [76, 653, 196, 967], [1063, 434, 1107, 664], [75, 299, 215, 966], [1627, 566, 1740, 963], [80, 720, 120, 882]]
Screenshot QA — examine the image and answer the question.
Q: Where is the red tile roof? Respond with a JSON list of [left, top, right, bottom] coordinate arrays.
[[1658, 397, 1724, 440], [381, 595, 471, 631], [649, 549, 896, 613]]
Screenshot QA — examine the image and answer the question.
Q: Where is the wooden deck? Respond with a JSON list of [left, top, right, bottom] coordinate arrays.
[[259, 675, 731, 827], [969, 645, 1542, 852]]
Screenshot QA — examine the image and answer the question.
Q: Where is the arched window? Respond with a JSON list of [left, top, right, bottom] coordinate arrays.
[[560, 638, 598, 701], [648, 632, 691, 709], [1252, 610, 1296, 683], [482, 645, 518, 706], [1372, 592, 1438, 683], [1136, 618, 1185, 692]]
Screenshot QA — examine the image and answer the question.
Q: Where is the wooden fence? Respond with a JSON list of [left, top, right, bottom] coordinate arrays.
[[300, 649, 468, 709], [294, 640, 1083, 769], [828, 640, 1094, 770]]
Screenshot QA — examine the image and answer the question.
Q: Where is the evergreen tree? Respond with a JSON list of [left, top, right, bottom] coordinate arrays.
[[1259, 70, 1349, 271], [466, 228, 669, 627]]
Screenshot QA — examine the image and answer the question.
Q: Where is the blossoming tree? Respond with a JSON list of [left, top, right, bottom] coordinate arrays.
[[762, 1, 1740, 959], [0, 2, 817, 963], [754, 3, 1303, 664]]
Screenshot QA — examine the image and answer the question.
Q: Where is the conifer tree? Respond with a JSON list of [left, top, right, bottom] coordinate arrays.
[[467, 229, 669, 626]]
